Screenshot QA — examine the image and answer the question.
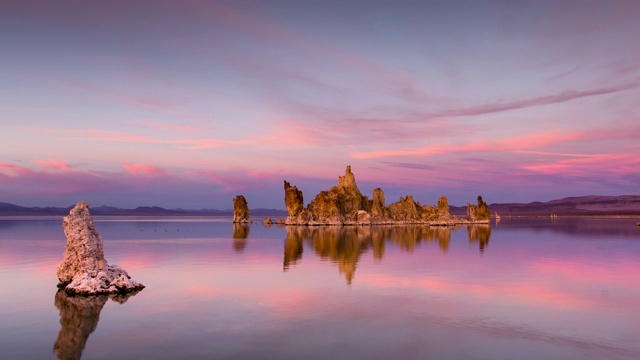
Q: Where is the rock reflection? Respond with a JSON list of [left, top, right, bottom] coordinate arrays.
[[232, 223, 250, 252], [283, 227, 304, 271], [468, 225, 491, 253], [305, 227, 371, 284], [53, 290, 139, 360], [385, 226, 454, 253], [283, 225, 490, 284]]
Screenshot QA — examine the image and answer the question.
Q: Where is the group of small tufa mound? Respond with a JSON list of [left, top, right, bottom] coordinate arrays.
[[233, 165, 490, 226], [56, 201, 144, 295]]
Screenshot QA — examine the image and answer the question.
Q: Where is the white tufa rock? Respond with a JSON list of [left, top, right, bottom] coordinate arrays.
[[57, 201, 144, 295]]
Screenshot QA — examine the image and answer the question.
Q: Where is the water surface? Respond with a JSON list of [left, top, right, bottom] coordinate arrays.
[[1, 216, 639, 359]]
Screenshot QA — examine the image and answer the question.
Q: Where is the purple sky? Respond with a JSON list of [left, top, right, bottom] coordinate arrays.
[[1, 0, 639, 209]]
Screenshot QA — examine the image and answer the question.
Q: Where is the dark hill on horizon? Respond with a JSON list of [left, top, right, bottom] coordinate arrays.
[[450, 195, 640, 216], [0, 202, 287, 217], [2, 195, 640, 217]]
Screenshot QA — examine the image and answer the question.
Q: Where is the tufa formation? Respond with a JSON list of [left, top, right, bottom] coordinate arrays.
[[232, 195, 251, 223], [57, 201, 145, 295], [281, 165, 490, 226], [467, 196, 491, 222]]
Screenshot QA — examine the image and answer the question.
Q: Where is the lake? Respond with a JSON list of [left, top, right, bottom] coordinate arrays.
[[1, 216, 639, 359]]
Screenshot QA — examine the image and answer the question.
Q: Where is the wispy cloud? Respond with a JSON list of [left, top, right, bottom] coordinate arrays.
[[30, 128, 257, 150], [380, 162, 436, 171], [194, 0, 439, 104], [0, 161, 30, 176], [32, 159, 72, 171], [123, 163, 167, 176], [352, 126, 640, 160], [142, 121, 206, 133], [62, 78, 178, 111], [426, 80, 640, 118]]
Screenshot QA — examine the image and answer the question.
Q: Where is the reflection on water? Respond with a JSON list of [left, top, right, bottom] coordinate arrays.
[[283, 228, 304, 271], [468, 225, 491, 253], [284, 225, 491, 284], [52, 290, 140, 360], [2, 217, 639, 359], [232, 224, 250, 252]]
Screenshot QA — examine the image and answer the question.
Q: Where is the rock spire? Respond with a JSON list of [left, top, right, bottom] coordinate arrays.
[[232, 195, 250, 223], [57, 201, 144, 295]]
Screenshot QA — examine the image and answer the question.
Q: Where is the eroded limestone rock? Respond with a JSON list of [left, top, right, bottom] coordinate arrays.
[[57, 202, 144, 295], [282, 165, 488, 226], [306, 165, 369, 224], [387, 195, 422, 222], [232, 195, 250, 223], [371, 188, 387, 218], [284, 181, 309, 224], [467, 196, 491, 222], [421, 195, 457, 224]]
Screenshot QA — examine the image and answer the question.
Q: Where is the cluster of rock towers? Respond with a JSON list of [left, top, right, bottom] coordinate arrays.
[[234, 165, 490, 226]]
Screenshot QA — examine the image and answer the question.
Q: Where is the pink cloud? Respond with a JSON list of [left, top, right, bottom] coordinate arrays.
[[195, 168, 289, 191], [0, 158, 291, 208], [32, 159, 72, 171], [0, 161, 30, 176], [123, 163, 167, 176], [272, 116, 463, 148], [522, 153, 636, 176], [352, 125, 640, 160], [177, 138, 256, 150], [143, 121, 205, 133]]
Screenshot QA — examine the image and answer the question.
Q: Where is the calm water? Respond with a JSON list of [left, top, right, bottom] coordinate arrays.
[[1, 216, 639, 359]]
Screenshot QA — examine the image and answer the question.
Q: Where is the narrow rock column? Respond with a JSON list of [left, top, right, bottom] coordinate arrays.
[[232, 195, 250, 223]]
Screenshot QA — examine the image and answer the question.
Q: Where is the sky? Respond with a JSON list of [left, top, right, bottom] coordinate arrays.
[[1, 0, 639, 210]]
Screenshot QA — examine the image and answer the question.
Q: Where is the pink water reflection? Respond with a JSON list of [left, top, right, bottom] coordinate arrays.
[[1, 218, 639, 359]]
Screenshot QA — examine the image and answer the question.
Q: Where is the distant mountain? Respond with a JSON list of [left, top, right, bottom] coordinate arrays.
[[0, 202, 287, 216], [0, 202, 73, 215], [2, 195, 639, 217], [450, 195, 640, 216]]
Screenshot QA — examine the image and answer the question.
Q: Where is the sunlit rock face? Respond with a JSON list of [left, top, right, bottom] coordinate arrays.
[[387, 195, 422, 222], [284, 180, 309, 225], [57, 202, 145, 295], [421, 195, 458, 224], [307, 190, 345, 225], [284, 181, 304, 216], [306, 165, 370, 225], [467, 196, 491, 222], [370, 188, 387, 219], [232, 195, 250, 223]]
